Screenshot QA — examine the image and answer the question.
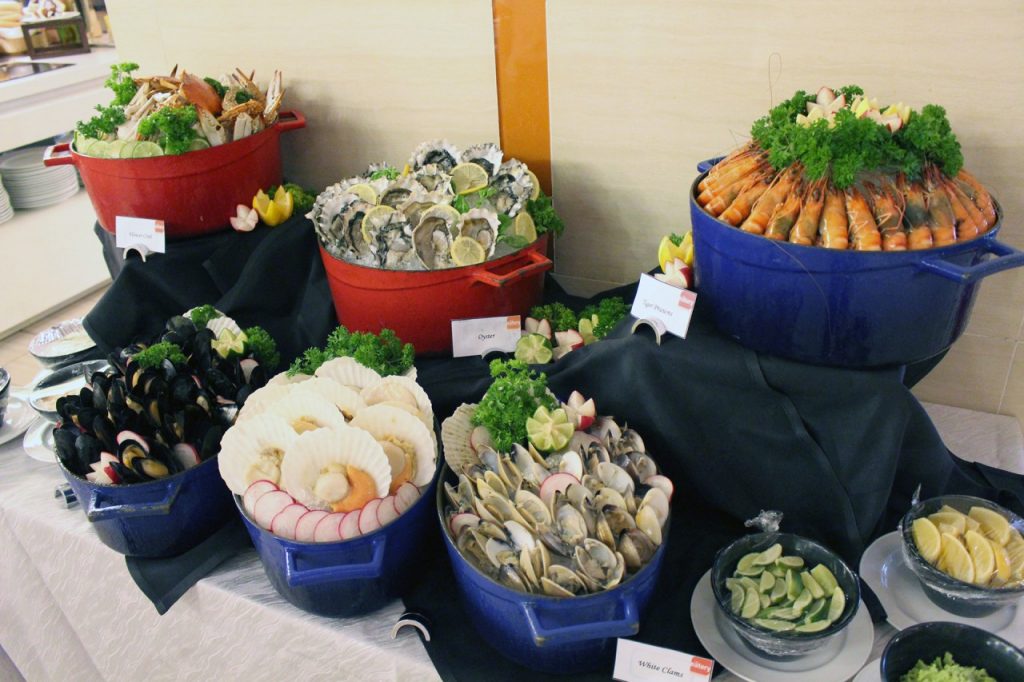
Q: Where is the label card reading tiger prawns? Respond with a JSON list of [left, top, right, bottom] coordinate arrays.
[[451, 315, 522, 357], [613, 639, 714, 682], [630, 273, 697, 339], [115, 216, 166, 254]]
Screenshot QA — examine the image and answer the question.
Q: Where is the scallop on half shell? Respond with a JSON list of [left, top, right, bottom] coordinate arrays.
[[218, 413, 297, 495], [315, 357, 382, 392], [291, 377, 367, 421], [361, 375, 433, 428], [280, 427, 391, 512], [267, 391, 349, 435], [350, 404, 437, 491]]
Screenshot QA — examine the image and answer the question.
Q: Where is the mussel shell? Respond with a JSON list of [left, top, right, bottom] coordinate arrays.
[[200, 424, 226, 460], [75, 433, 102, 470], [53, 427, 80, 471]]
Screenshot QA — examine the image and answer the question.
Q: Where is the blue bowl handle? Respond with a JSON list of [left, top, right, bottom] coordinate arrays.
[[521, 593, 639, 646], [696, 157, 725, 174], [284, 534, 386, 587], [86, 478, 182, 521], [918, 238, 1024, 284]]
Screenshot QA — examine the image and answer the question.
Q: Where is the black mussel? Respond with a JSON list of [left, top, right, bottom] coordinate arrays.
[[168, 373, 197, 404], [216, 404, 239, 426], [72, 406, 101, 432], [133, 456, 170, 480], [78, 386, 94, 409], [75, 433, 102, 471], [125, 394, 145, 415], [182, 404, 209, 442], [145, 396, 166, 428], [247, 364, 268, 390], [107, 379, 127, 409], [148, 441, 182, 474], [92, 414, 117, 452], [161, 358, 177, 378], [108, 460, 141, 485], [143, 374, 168, 398], [200, 424, 226, 460], [235, 383, 254, 407], [55, 395, 78, 422], [204, 368, 234, 399], [54, 427, 80, 471], [194, 392, 212, 415], [165, 315, 195, 335], [119, 440, 148, 469]]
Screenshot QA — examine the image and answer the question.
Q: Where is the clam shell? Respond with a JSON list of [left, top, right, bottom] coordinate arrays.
[[268, 370, 312, 387], [267, 391, 349, 434], [349, 404, 437, 487], [315, 357, 382, 391], [218, 414, 296, 495], [280, 427, 391, 509], [441, 403, 480, 472], [292, 377, 367, 420]]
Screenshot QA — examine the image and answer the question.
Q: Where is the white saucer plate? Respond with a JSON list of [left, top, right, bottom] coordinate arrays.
[[691, 569, 874, 682], [0, 397, 36, 445], [859, 531, 1023, 646], [852, 657, 881, 682], [23, 417, 56, 463]]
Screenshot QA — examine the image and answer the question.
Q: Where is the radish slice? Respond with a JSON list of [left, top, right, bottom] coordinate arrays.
[[252, 490, 293, 530], [314, 512, 346, 542], [539, 472, 579, 506], [395, 482, 420, 513], [358, 499, 384, 535], [240, 358, 259, 383], [449, 512, 481, 537], [377, 496, 401, 527], [100, 451, 118, 465], [295, 510, 330, 542], [104, 464, 121, 484], [270, 503, 307, 540], [172, 443, 200, 470], [339, 509, 362, 539], [644, 474, 674, 501], [243, 480, 279, 516]]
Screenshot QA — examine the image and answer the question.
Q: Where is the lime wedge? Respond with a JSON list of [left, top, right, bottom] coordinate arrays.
[[759, 592, 770, 609], [514, 333, 553, 365], [752, 618, 795, 632], [525, 406, 574, 452], [826, 588, 846, 623], [795, 620, 831, 633], [753, 543, 783, 566], [792, 588, 813, 613], [777, 555, 805, 569], [785, 569, 801, 601], [810, 564, 839, 596], [75, 137, 97, 156], [729, 585, 745, 614], [131, 141, 164, 158], [769, 579, 787, 604], [801, 570, 825, 600], [741, 586, 760, 619], [189, 138, 211, 152], [804, 597, 827, 622], [89, 141, 110, 158], [106, 140, 127, 158], [758, 571, 775, 594], [736, 552, 763, 576]]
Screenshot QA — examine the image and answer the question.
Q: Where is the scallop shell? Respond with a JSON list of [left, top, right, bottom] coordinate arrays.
[[267, 391, 349, 434], [206, 315, 243, 338], [268, 370, 312, 387], [350, 404, 437, 487], [461, 143, 503, 177], [218, 414, 297, 495], [292, 377, 367, 420], [441, 403, 480, 472], [315, 357, 382, 391], [409, 139, 460, 172], [237, 382, 294, 421], [279, 427, 391, 509], [361, 375, 433, 425]]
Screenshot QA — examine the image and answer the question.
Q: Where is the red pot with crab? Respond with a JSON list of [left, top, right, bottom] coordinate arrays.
[[43, 110, 306, 240]]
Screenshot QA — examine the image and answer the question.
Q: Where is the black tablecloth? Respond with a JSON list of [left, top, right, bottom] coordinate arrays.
[[84, 220, 1024, 680]]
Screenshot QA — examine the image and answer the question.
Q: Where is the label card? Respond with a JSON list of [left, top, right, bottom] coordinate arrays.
[[451, 315, 521, 357], [629, 273, 697, 340], [115, 216, 166, 254], [613, 639, 714, 682]]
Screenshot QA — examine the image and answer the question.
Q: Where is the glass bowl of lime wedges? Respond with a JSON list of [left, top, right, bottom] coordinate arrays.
[[900, 494, 1024, 617], [710, 532, 860, 658]]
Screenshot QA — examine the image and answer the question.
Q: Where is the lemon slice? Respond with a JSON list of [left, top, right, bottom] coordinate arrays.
[[657, 235, 686, 271], [347, 183, 379, 205], [826, 588, 846, 623], [513, 211, 537, 243], [969, 506, 1012, 546], [741, 586, 760, 619], [527, 169, 541, 200], [514, 333, 553, 364], [939, 532, 975, 584], [753, 543, 783, 566], [965, 529, 996, 585], [912, 517, 942, 564], [450, 236, 486, 267], [361, 205, 397, 244], [929, 510, 968, 536], [451, 163, 489, 195], [990, 539, 1012, 584], [795, 620, 831, 633]]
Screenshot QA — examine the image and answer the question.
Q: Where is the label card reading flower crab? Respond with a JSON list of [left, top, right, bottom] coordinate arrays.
[[115, 216, 166, 255], [451, 315, 522, 357], [630, 273, 697, 340], [613, 639, 714, 682]]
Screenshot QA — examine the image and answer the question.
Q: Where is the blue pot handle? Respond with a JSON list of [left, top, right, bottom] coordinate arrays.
[[86, 477, 182, 521], [284, 535, 386, 587], [521, 594, 639, 646], [918, 239, 1024, 284], [696, 157, 725, 174]]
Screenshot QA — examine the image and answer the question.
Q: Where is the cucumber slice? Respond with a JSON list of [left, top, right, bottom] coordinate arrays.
[[106, 140, 127, 158], [75, 137, 98, 157], [89, 141, 110, 158], [188, 138, 211, 152], [119, 141, 139, 159], [131, 141, 164, 158]]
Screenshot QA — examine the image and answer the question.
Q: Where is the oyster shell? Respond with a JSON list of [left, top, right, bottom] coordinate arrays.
[[457, 208, 499, 257], [339, 200, 375, 260], [409, 139, 460, 172], [378, 176, 422, 209], [279, 426, 391, 511], [400, 192, 450, 227], [461, 143, 503, 177], [364, 209, 416, 269], [413, 216, 453, 270], [413, 163, 453, 194], [490, 159, 534, 216]]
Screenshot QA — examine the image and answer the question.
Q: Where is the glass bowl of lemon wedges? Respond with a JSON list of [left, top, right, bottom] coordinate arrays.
[[900, 494, 1024, 617]]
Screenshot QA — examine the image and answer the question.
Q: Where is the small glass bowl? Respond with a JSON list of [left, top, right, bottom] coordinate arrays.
[[899, 494, 1024, 617], [710, 532, 860, 658]]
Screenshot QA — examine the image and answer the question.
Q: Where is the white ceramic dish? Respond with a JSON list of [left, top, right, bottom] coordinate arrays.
[[859, 531, 1024, 646], [852, 657, 881, 682], [22, 417, 55, 463], [0, 396, 35, 446], [691, 569, 873, 682]]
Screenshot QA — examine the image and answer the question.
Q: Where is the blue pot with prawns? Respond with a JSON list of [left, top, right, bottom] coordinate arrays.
[[689, 85, 1024, 368]]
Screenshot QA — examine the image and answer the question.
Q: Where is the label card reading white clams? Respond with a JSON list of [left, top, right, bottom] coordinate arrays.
[[115, 216, 166, 254], [630, 273, 697, 340], [451, 315, 521, 358], [613, 639, 714, 682]]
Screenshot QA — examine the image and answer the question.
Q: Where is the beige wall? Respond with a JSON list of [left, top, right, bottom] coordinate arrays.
[[106, 0, 1024, 425]]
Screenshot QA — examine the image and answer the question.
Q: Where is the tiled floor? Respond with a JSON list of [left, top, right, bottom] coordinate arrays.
[[0, 286, 107, 389]]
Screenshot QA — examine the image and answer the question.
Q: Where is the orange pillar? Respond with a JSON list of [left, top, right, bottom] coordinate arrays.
[[491, 0, 552, 196]]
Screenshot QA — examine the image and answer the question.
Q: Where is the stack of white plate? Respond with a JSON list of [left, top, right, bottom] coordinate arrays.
[[0, 176, 12, 224], [0, 147, 79, 210]]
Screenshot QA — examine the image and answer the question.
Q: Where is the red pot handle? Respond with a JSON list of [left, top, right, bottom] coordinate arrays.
[[471, 249, 552, 288], [275, 110, 306, 133], [44, 143, 75, 167]]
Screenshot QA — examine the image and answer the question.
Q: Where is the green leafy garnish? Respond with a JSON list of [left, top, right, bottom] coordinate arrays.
[[188, 304, 220, 329], [267, 183, 317, 213], [203, 77, 227, 99], [234, 90, 253, 104], [529, 302, 578, 333], [75, 104, 126, 140], [452, 186, 498, 214], [369, 166, 400, 181], [289, 326, 415, 377], [668, 233, 685, 247], [525, 191, 565, 237], [900, 104, 964, 179], [138, 105, 198, 155], [243, 326, 280, 371], [133, 342, 186, 369], [578, 296, 628, 339], [104, 62, 139, 106], [471, 360, 557, 453]]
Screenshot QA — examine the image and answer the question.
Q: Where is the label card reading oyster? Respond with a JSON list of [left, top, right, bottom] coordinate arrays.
[[451, 315, 521, 357], [630, 273, 697, 340], [115, 216, 166, 254], [613, 639, 714, 682]]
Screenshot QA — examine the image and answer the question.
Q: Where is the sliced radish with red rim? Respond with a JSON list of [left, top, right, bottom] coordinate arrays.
[[338, 510, 362, 540], [314, 513, 346, 542], [243, 480, 279, 517], [270, 503, 307, 540], [539, 472, 579, 506], [377, 496, 401, 527], [252, 490, 293, 530], [295, 510, 330, 542], [395, 482, 420, 513], [358, 499, 383, 535]]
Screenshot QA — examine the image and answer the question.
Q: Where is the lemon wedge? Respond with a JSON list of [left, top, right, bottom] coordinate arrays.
[[912, 517, 942, 564], [253, 190, 286, 227], [527, 169, 541, 200], [928, 511, 968, 536], [938, 532, 975, 584], [965, 529, 996, 585], [347, 183, 379, 205], [513, 211, 537, 243], [969, 506, 1012, 546]]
